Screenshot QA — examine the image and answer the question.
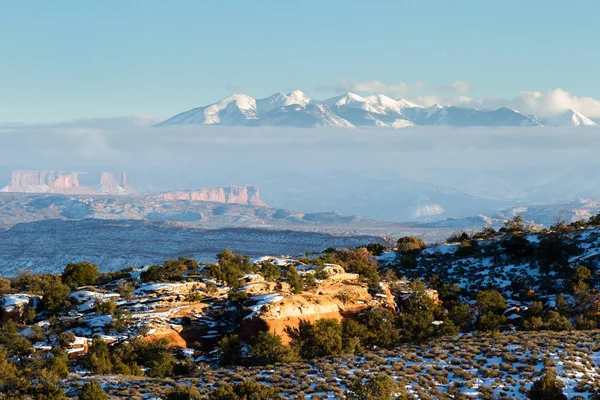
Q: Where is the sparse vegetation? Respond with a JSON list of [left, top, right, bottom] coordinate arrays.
[[2, 213, 600, 398]]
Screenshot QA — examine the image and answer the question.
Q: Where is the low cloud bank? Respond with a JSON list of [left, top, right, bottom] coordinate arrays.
[[412, 88, 600, 119], [1, 122, 599, 221]]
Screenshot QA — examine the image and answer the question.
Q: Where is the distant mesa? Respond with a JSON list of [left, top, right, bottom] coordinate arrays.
[[151, 186, 267, 207], [2, 170, 135, 195], [1, 170, 266, 207]]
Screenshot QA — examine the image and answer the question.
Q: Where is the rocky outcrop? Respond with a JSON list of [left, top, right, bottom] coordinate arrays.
[[7, 170, 87, 194], [153, 185, 267, 206], [4, 170, 133, 195], [240, 269, 396, 344], [100, 172, 136, 194], [144, 326, 188, 348]]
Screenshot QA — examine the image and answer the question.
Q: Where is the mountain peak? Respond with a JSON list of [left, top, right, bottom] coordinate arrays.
[[324, 92, 367, 106], [155, 91, 599, 129], [285, 90, 311, 106], [256, 90, 312, 113], [557, 109, 597, 126], [215, 93, 256, 110]]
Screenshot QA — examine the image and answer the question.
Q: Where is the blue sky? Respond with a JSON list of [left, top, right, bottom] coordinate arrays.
[[2, 0, 600, 122]]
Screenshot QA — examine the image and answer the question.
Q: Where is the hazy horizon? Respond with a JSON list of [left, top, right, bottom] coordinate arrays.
[[1, 120, 599, 221]]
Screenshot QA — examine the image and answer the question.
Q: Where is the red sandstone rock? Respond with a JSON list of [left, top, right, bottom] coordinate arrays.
[[153, 185, 267, 206]]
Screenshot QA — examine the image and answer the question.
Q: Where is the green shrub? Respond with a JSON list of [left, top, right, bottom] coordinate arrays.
[[207, 381, 282, 400], [397, 236, 426, 253], [248, 331, 296, 364], [206, 249, 253, 288], [61, 261, 99, 288], [94, 299, 117, 315], [286, 266, 303, 294], [165, 385, 201, 400], [347, 374, 402, 400], [79, 381, 109, 400], [260, 263, 281, 281], [528, 369, 567, 400], [217, 334, 244, 366], [288, 319, 343, 359], [141, 259, 187, 282]]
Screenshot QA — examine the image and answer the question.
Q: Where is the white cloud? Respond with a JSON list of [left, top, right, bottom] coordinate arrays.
[[508, 89, 600, 118], [318, 79, 474, 98], [410, 89, 600, 118], [323, 78, 410, 97], [410, 95, 477, 108], [415, 81, 428, 91], [435, 80, 473, 94]]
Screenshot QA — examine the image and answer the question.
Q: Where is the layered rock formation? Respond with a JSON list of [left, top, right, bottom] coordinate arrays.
[[3, 170, 133, 195], [7, 170, 86, 194], [152, 185, 266, 206], [100, 172, 136, 194], [240, 266, 396, 344]]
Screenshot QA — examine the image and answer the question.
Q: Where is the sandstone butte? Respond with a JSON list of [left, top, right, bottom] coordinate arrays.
[[5, 170, 134, 195], [150, 185, 266, 206], [3, 170, 266, 207]]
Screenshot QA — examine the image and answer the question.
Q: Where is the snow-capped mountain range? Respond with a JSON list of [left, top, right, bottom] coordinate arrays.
[[156, 91, 598, 129]]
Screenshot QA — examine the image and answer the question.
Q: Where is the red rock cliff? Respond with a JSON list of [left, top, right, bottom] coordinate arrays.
[[7, 170, 90, 194], [100, 172, 136, 194], [153, 185, 266, 206], [5, 170, 134, 195]]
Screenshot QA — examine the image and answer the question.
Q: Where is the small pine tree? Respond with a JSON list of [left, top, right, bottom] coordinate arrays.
[[248, 331, 295, 364], [149, 351, 174, 378], [347, 374, 401, 400], [217, 334, 244, 366], [79, 381, 109, 400], [86, 337, 113, 374], [286, 266, 303, 294], [62, 261, 99, 288], [0, 275, 11, 296], [207, 381, 281, 400], [165, 385, 201, 400], [528, 369, 567, 400]]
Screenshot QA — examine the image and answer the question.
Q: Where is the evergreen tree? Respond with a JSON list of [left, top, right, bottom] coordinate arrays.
[[347, 374, 402, 400], [248, 331, 295, 364], [259, 263, 281, 281], [286, 266, 303, 294], [86, 337, 113, 374], [528, 370, 567, 400], [288, 318, 343, 359], [62, 261, 99, 288], [31, 383, 69, 400], [396, 280, 458, 341], [79, 381, 109, 400], [207, 381, 281, 400], [165, 385, 201, 400], [148, 351, 174, 378], [46, 347, 70, 379], [217, 334, 244, 366], [0, 347, 21, 391], [39, 275, 71, 315], [0, 275, 11, 296]]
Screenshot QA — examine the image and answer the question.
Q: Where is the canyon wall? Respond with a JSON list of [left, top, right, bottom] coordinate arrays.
[[152, 185, 266, 206]]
